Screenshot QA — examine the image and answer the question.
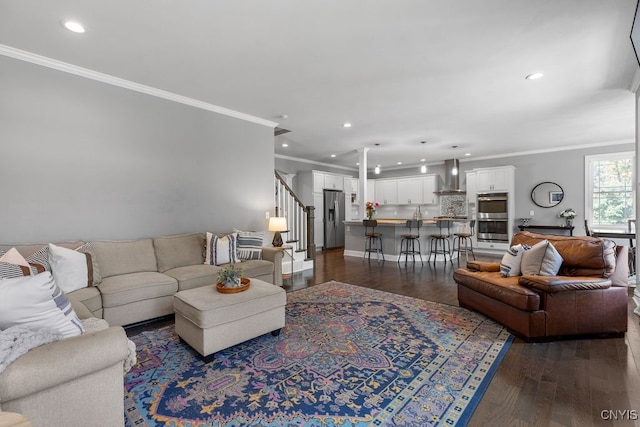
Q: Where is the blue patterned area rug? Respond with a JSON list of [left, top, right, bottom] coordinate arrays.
[[124, 281, 513, 426]]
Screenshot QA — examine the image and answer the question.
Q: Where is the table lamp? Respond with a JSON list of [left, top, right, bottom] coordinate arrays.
[[268, 217, 287, 247]]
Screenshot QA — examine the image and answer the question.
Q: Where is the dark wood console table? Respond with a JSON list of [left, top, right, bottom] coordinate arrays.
[[518, 225, 574, 236]]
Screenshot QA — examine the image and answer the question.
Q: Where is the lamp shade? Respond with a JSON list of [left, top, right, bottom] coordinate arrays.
[[268, 217, 287, 232], [268, 217, 287, 247]]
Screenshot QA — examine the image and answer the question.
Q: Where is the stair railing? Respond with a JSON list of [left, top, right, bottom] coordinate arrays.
[[274, 171, 316, 260]]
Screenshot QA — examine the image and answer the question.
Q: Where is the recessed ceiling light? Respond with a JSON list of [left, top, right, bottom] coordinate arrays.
[[397, 162, 402, 165], [330, 154, 336, 158], [342, 122, 352, 128], [63, 21, 85, 33], [525, 72, 544, 80], [356, 162, 360, 166], [281, 143, 288, 147], [465, 153, 471, 156], [420, 158, 426, 162]]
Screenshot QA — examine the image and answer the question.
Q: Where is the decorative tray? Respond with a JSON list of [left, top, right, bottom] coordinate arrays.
[[216, 277, 250, 294]]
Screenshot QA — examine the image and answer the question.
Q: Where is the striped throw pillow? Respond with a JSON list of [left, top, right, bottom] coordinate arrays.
[[205, 232, 239, 266], [234, 230, 264, 260]]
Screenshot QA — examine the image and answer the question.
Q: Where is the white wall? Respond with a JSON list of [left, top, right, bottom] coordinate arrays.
[[0, 56, 275, 243]]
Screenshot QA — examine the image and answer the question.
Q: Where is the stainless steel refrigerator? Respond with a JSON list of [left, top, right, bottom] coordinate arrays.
[[323, 189, 345, 249]]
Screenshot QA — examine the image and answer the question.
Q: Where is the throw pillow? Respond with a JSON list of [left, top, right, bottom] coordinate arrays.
[[520, 240, 563, 276], [500, 244, 528, 277], [234, 229, 264, 260], [48, 243, 91, 294], [0, 248, 44, 278], [0, 272, 85, 338], [205, 232, 239, 265]]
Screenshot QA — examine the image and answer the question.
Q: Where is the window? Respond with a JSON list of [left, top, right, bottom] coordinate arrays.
[[585, 152, 635, 231]]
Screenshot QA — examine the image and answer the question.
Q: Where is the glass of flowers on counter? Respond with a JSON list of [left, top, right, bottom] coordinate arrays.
[[365, 201, 379, 220]]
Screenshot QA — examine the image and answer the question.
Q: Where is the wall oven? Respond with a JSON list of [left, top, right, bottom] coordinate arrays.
[[477, 192, 509, 242]]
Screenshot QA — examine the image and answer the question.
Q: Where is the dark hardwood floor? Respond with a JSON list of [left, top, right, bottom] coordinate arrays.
[[283, 249, 640, 427]]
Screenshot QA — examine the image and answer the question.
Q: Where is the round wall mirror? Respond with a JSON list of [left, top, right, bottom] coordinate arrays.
[[531, 182, 564, 208]]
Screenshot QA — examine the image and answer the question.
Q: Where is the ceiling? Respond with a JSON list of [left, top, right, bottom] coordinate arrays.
[[1, 0, 638, 172]]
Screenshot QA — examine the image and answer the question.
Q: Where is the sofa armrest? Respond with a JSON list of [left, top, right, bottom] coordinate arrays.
[[518, 275, 612, 293], [261, 247, 284, 286], [466, 261, 501, 272], [0, 326, 129, 403]]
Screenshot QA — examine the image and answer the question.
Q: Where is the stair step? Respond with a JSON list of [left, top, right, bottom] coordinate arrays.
[[295, 249, 306, 253], [285, 239, 299, 244]]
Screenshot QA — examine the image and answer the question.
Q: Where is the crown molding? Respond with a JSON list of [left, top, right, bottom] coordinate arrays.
[[0, 44, 278, 128]]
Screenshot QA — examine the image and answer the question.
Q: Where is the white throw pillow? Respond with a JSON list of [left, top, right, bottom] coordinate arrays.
[[48, 243, 89, 293], [520, 240, 563, 276], [500, 244, 528, 277], [233, 229, 264, 260], [0, 272, 84, 338], [204, 232, 239, 265]]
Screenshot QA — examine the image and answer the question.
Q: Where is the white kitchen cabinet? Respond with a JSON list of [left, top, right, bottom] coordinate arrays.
[[421, 175, 439, 205], [345, 177, 359, 204], [476, 167, 512, 192], [312, 171, 325, 193], [324, 174, 344, 191], [366, 179, 375, 204], [397, 177, 423, 205], [375, 179, 398, 205]]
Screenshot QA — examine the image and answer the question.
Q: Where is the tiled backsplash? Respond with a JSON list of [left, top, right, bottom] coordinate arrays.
[[440, 195, 467, 217]]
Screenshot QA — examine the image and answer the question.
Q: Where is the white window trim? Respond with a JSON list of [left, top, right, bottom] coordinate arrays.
[[584, 151, 635, 232]]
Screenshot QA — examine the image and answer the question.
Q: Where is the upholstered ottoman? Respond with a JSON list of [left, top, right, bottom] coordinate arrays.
[[173, 278, 286, 362]]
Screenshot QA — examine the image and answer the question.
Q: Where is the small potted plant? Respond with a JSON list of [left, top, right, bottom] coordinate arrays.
[[217, 265, 244, 288]]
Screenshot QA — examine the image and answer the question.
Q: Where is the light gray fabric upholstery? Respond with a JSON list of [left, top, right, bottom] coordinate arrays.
[[98, 272, 178, 308], [0, 326, 129, 427], [102, 295, 175, 327], [233, 259, 275, 280], [92, 239, 158, 278], [174, 279, 286, 357], [67, 286, 103, 318], [173, 280, 285, 329], [164, 264, 222, 291], [153, 233, 205, 273]]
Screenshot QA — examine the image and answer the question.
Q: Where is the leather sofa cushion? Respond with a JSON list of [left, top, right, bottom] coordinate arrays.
[[518, 275, 611, 293], [453, 269, 540, 311], [512, 232, 615, 278], [153, 233, 205, 273]]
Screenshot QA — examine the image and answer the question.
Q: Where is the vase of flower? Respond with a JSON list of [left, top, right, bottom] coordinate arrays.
[[365, 201, 379, 220], [559, 208, 576, 228]]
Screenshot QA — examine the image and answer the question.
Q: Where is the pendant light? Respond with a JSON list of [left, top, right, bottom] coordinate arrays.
[[419, 141, 427, 173], [451, 145, 458, 176], [374, 143, 381, 174]]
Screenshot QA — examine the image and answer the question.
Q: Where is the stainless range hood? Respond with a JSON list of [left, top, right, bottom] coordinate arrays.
[[436, 159, 466, 195]]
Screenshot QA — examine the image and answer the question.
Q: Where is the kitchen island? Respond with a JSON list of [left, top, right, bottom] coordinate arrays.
[[344, 218, 471, 261]]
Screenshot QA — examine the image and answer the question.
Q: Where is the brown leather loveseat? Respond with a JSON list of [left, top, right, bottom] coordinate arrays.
[[453, 231, 629, 340]]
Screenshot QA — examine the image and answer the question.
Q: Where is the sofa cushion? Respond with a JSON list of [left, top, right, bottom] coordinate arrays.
[[153, 234, 205, 273], [0, 272, 84, 338], [66, 286, 103, 317], [512, 231, 616, 278], [233, 259, 274, 279], [205, 232, 239, 265], [98, 272, 177, 308], [521, 240, 563, 276], [500, 244, 528, 277], [0, 248, 43, 278], [453, 269, 541, 311], [48, 243, 92, 293], [92, 239, 158, 278], [234, 229, 264, 260], [164, 264, 222, 292]]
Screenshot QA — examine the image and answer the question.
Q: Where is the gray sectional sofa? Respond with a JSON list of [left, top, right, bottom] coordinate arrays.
[[0, 232, 283, 426]]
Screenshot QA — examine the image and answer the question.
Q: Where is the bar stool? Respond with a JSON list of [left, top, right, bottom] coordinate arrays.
[[453, 220, 476, 263], [363, 219, 384, 262], [398, 220, 423, 265], [428, 220, 452, 264]]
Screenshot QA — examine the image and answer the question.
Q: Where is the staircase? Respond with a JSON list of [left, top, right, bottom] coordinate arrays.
[[274, 171, 315, 273]]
